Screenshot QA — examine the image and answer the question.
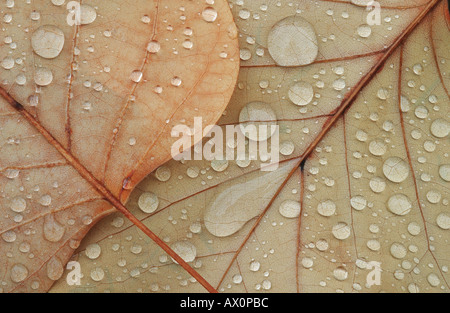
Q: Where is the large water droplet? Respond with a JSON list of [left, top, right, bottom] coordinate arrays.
[[204, 166, 292, 237], [267, 16, 318, 67], [383, 157, 409, 183], [31, 25, 65, 59]]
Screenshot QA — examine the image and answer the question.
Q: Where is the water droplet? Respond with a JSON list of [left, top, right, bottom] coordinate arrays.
[[414, 105, 428, 119], [302, 257, 314, 268], [262, 280, 272, 290], [383, 157, 409, 183], [333, 267, 348, 281], [439, 164, 450, 182], [249, 260, 261, 272], [47, 256, 64, 280], [189, 222, 202, 234], [387, 194, 412, 216], [211, 159, 229, 172], [430, 119, 449, 138], [31, 25, 65, 59], [423, 190, 441, 206], [350, 196, 367, 211], [138, 192, 159, 214], [1, 56, 14, 70], [85, 243, 101, 259], [204, 168, 291, 237], [267, 16, 318, 67], [2, 230, 16, 243], [232, 274, 243, 284], [332, 223, 351, 240], [279, 200, 301, 218], [408, 283, 420, 293], [400, 96, 410, 112], [367, 239, 381, 251], [436, 213, 450, 230], [239, 102, 277, 142], [412, 63, 423, 75], [51, 0, 65, 5], [357, 24, 372, 38], [34, 67, 53, 86], [407, 222, 421, 236], [369, 176, 386, 193], [80, 4, 97, 25], [155, 166, 171, 181], [171, 76, 182, 87], [170, 241, 197, 263], [316, 239, 329, 251], [427, 273, 440, 287], [130, 70, 143, 83], [288, 81, 314, 106], [10, 197, 26, 213], [332, 79, 346, 91], [39, 194, 52, 206], [186, 166, 200, 178], [390, 242, 407, 259], [147, 41, 161, 53], [10, 264, 28, 283], [369, 139, 387, 156], [317, 200, 336, 217], [202, 7, 218, 23], [90, 267, 105, 282], [279, 141, 295, 156], [43, 215, 65, 242]]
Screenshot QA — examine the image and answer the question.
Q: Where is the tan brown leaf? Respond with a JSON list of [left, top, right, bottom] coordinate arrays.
[[52, 0, 449, 293], [0, 0, 239, 292]]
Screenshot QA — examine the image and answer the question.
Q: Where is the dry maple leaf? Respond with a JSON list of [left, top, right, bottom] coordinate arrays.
[[50, 0, 449, 293], [0, 0, 239, 293]]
